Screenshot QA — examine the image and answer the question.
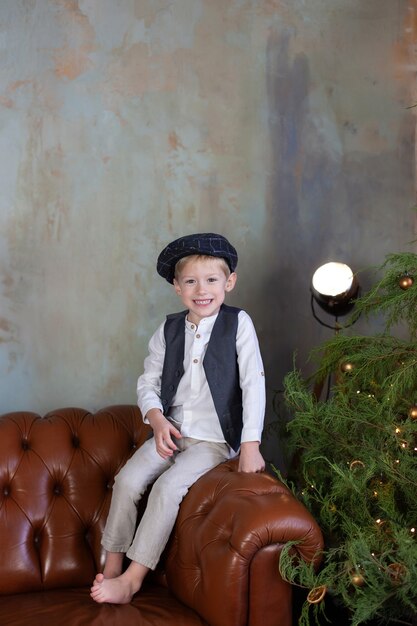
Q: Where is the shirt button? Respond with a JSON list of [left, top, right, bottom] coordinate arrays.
[[196, 333, 201, 339], [191, 324, 195, 330], [193, 358, 199, 364]]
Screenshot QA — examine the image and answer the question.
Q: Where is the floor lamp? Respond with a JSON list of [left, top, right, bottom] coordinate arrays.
[[310, 261, 360, 400]]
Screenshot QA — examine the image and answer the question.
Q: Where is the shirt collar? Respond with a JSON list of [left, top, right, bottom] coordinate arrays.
[[185, 311, 219, 332]]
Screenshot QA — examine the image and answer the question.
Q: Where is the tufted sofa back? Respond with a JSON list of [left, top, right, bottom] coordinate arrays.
[[0, 406, 149, 595]]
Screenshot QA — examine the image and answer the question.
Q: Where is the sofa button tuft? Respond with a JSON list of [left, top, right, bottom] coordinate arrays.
[[72, 435, 80, 448], [21, 439, 30, 451], [3, 486, 10, 496], [53, 485, 61, 495]]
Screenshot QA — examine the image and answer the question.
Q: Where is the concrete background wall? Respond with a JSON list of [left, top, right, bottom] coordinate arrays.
[[1, 1, 416, 463]]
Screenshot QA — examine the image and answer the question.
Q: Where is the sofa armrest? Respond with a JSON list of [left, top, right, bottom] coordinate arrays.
[[164, 459, 323, 626]]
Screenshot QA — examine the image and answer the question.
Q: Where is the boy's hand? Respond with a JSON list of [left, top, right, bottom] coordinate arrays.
[[238, 441, 265, 473], [146, 409, 182, 460]]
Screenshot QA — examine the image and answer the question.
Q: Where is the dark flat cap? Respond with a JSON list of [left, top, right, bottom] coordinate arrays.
[[157, 233, 238, 283]]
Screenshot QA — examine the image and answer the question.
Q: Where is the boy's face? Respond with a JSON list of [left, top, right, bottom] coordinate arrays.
[[173, 256, 237, 325]]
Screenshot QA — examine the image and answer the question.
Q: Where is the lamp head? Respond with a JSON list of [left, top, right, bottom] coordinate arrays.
[[311, 262, 359, 317]]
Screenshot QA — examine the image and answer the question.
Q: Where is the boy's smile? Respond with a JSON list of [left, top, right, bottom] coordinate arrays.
[[173, 256, 237, 325]]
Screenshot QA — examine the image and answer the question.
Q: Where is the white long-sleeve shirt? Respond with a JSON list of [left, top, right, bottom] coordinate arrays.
[[137, 309, 266, 448]]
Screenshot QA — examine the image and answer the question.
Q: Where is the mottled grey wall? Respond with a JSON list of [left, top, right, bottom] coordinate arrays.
[[0, 1, 416, 465]]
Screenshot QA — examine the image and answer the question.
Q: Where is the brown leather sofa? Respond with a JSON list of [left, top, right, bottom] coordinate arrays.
[[0, 405, 323, 626]]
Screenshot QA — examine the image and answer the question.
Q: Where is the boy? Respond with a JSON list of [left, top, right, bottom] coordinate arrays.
[[91, 233, 266, 605]]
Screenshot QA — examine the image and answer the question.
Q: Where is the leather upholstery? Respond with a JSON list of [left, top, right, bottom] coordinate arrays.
[[0, 405, 323, 626]]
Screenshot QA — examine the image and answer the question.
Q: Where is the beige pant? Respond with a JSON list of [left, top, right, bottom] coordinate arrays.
[[101, 434, 230, 570]]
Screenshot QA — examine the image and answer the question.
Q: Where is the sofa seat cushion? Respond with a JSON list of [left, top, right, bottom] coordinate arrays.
[[0, 585, 208, 626]]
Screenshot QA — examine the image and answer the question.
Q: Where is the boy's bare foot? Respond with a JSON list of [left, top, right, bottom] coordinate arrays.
[[90, 572, 141, 604], [90, 562, 150, 604]]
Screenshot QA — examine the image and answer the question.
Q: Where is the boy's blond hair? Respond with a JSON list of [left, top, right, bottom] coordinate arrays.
[[174, 254, 231, 280]]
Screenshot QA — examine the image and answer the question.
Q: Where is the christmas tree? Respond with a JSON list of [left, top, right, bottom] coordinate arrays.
[[279, 252, 417, 626]]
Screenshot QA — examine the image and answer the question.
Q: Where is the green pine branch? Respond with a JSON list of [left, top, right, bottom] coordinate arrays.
[[278, 250, 417, 625], [351, 253, 417, 336]]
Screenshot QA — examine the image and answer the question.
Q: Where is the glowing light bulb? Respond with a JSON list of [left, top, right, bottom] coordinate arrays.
[[312, 262, 354, 296]]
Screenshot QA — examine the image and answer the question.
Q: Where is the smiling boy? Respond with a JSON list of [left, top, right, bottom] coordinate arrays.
[[91, 233, 266, 605]]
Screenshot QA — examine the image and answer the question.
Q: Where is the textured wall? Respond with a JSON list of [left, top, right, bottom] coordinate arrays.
[[0, 1, 416, 463]]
